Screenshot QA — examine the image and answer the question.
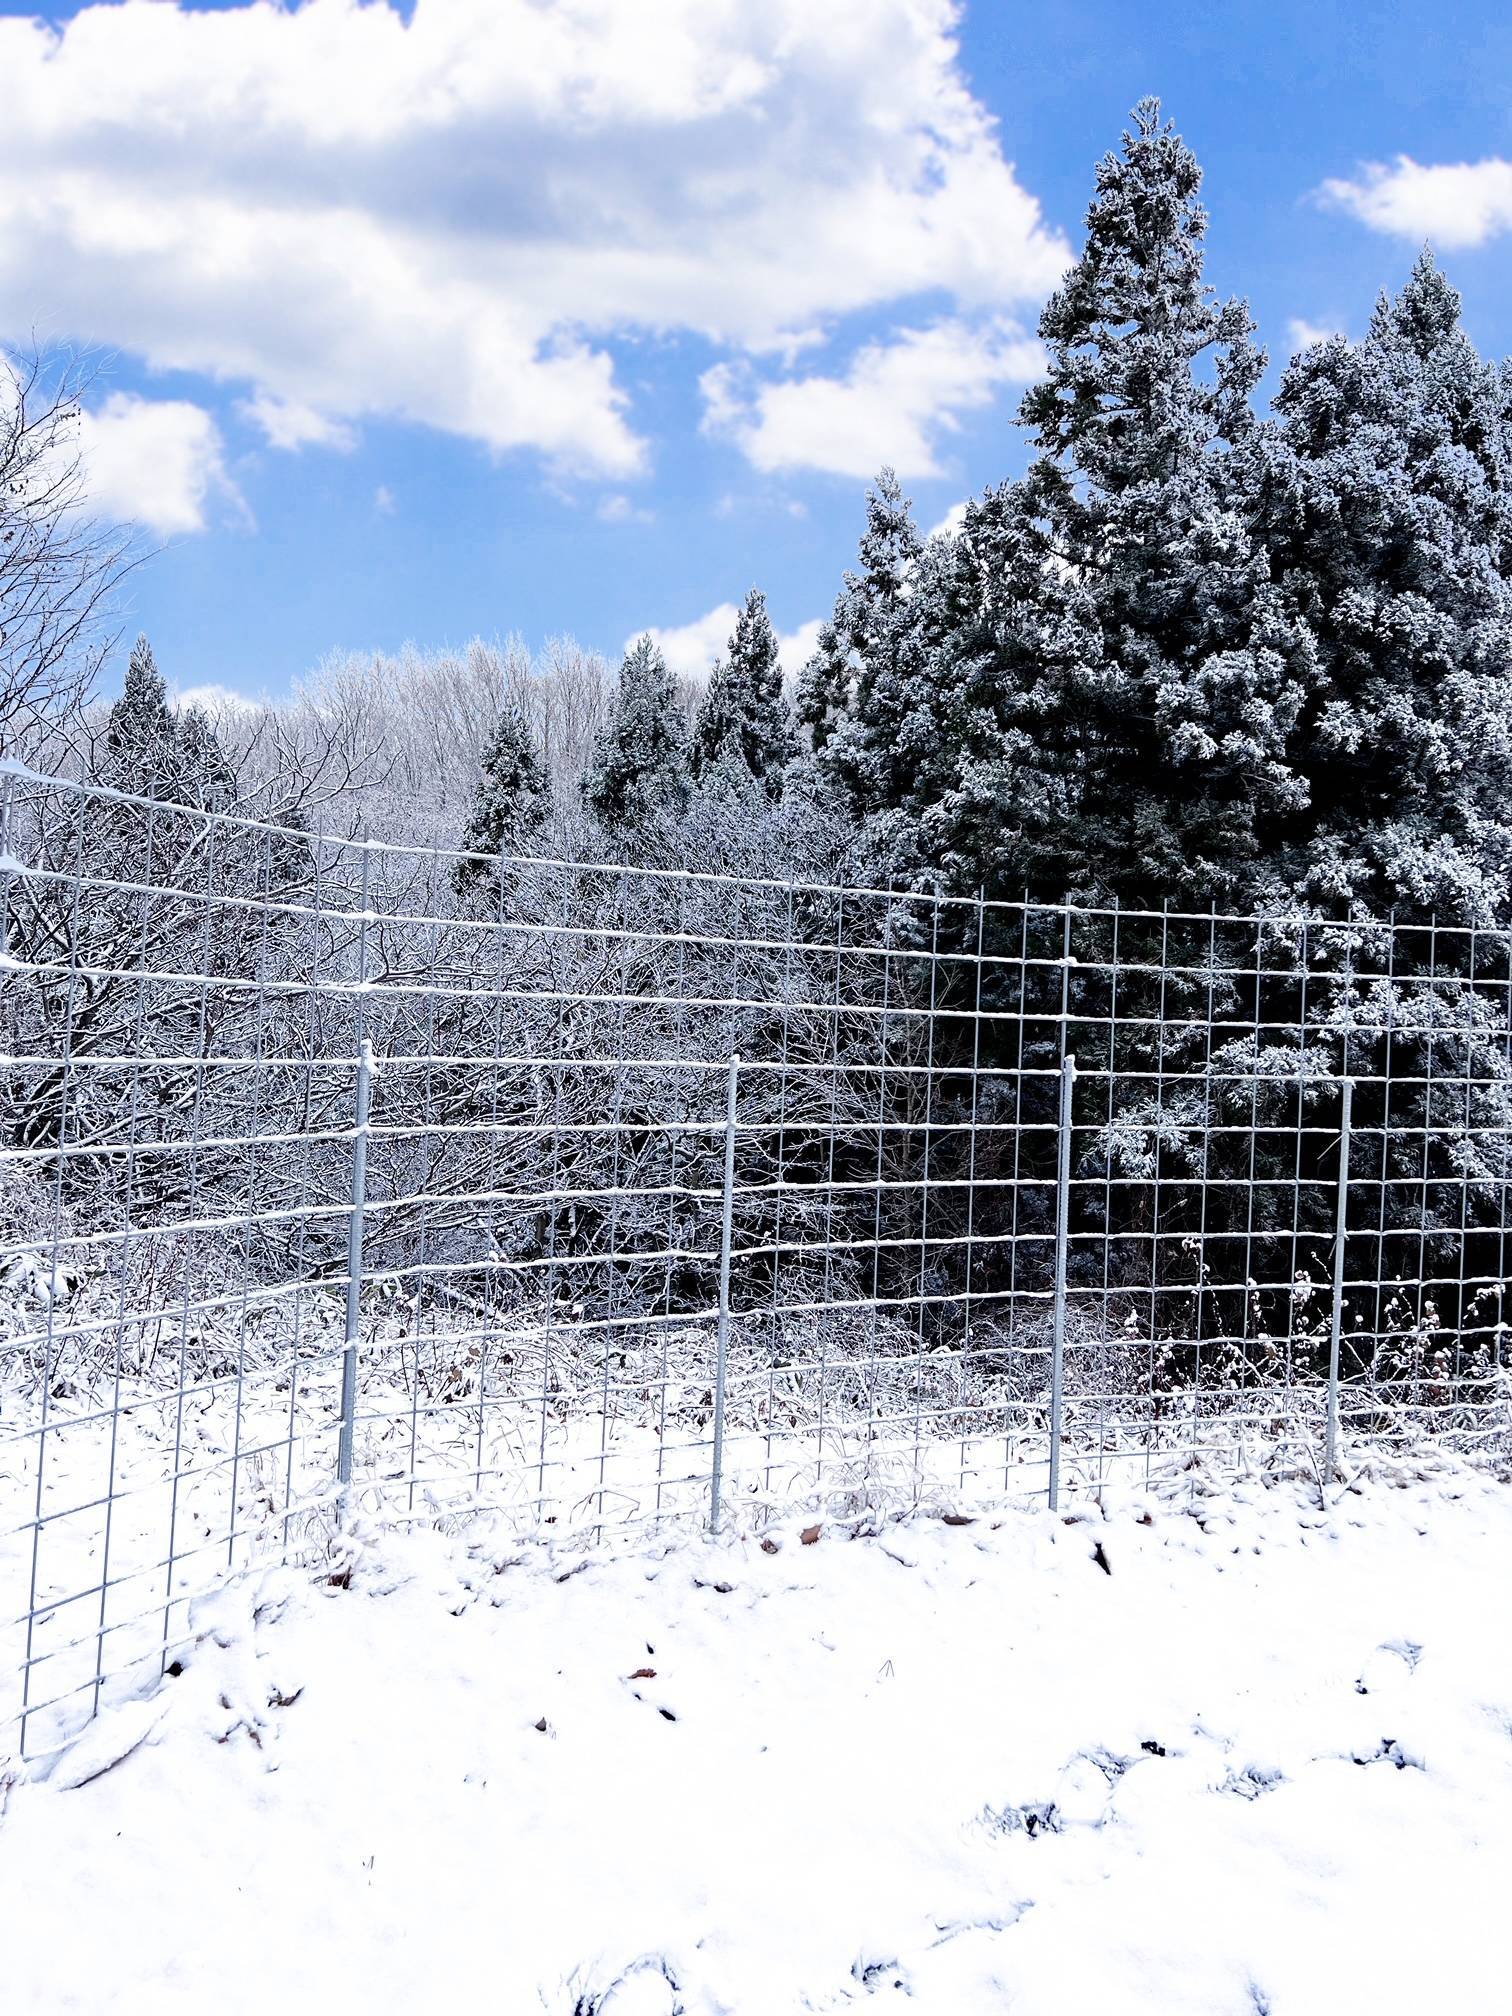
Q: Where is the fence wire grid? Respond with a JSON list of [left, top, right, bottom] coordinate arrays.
[[3, 757, 1510, 1759]]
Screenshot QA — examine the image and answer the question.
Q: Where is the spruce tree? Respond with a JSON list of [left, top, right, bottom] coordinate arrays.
[[100, 636, 181, 798], [454, 705, 550, 896], [688, 587, 794, 797], [814, 472, 942, 839], [582, 636, 689, 838], [1241, 253, 1512, 1355], [793, 619, 851, 756], [176, 706, 239, 810], [1266, 250, 1512, 922], [999, 97, 1312, 901], [96, 634, 241, 813], [689, 655, 738, 780], [820, 105, 1315, 905]]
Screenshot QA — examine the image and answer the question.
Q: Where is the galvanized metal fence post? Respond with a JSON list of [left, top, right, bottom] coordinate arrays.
[[338, 1035, 374, 1510], [709, 1052, 740, 1536], [1048, 1052, 1076, 1511], [1325, 1076, 1354, 1483], [337, 839, 374, 1514]]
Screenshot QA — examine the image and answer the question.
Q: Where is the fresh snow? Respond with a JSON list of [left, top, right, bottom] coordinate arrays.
[[2, 1454, 1508, 2014]]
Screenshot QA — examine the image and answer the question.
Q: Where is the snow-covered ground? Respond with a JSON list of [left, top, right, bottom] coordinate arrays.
[[1, 1449, 1507, 2014]]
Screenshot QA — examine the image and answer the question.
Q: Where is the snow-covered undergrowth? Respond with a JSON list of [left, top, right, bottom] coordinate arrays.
[[1, 1453, 1507, 2014]]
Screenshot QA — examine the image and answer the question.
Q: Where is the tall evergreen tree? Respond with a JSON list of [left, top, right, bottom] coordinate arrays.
[[690, 654, 737, 777], [582, 636, 689, 838], [176, 706, 239, 810], [820, 106, 1316, 905], [454, 705, 550, 896], [689, 587, 794, 797], [1266, 251, 1512, 922], [1001, 97, 1313, 900], [793, 619, 851, 757], [96, 633, 239, 812], [14, 633, 269, 1162], [100, 636, 181, 798], [812, 472, 925, 813]]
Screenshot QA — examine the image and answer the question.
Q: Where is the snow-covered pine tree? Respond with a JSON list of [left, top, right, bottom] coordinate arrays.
[[93, 634, 242, 816], [989, 97, 1313, 903], [1219, 253, 1512, 1373], [454, 705, 550, 896], [795, 474, 1041, 899], [793, 619, 852, 757], [99, 636, 181, 799], [689, 587, 794, 798], [11, 635, 284, 1175], [812, 471, 924, 818], [1266, 250, 1512, 924], [581, 635, 689, 841], [813, 97, 1318, 909], [689, 655, 737, 780], [863, 481, 1073, 893], [175, 706, 239, 811], [785, 110, 1336, 1364], [952, 105, 1320, 1343]]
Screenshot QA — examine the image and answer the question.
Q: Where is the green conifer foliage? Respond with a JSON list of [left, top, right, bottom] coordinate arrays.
[[1267, 251, 1512, 922], [454, 705, 551, 896], [689, 588, 794, 797], [582, 636, 689, 840]]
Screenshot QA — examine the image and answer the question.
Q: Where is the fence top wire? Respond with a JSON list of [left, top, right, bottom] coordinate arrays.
[[3, 755, 1502, 944], [11, 851, 1509, 999], [10, 840, 1506, 987], [6, 891, 1506, 1029]]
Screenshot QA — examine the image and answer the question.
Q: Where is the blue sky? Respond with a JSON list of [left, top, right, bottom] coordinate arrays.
[[3, 0, 1511, 703]]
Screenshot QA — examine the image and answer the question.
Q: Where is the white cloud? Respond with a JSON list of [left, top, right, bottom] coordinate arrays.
[[0, 1, 1068, 480], [928, 499, 968, 540], [636, 604, 737, 680], [633, 604, 822, 680], [702, 320, 1043, 480], [1285, 318, 1344, 353], [77, 392, 244, 536], [374, 483, 397, 514], [1320, 156, 1512, 249], [241, 392, 356, 453], [172, 681, 260, 717], [777, 617, 824, 673]]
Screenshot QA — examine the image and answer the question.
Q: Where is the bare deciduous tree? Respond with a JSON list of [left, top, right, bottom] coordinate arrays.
[[0, 345, 135, 753]]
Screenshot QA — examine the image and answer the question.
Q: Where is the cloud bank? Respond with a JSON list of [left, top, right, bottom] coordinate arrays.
[[1, 0, 1068, 489]]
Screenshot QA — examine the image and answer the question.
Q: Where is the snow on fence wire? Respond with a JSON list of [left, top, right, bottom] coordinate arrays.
[[2, 756, 1511, 1758]]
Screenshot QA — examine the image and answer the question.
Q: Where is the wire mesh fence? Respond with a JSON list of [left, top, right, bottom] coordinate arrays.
[[3, 756, 1511, 1759]]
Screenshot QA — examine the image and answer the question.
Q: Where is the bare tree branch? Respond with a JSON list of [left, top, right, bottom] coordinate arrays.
[[0, 342, 139, 753]]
